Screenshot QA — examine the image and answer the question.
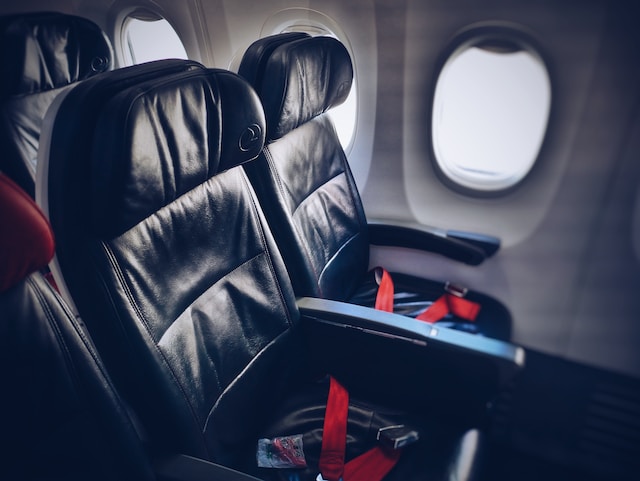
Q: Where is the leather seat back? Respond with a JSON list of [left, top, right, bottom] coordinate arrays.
[[238, 31, 309, 88], [238, 35, 370, 301], [0, 12, 112, 197], [41, 61, 301, 464], [0, 173, 154, 481], [39, 59, 489, 481]]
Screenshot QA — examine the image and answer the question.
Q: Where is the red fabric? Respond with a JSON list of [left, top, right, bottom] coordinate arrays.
[[373, 266, 480, 324], [0, 174, 55, 292], [373, 267, 394, 313], [343, 446, 401, 481], [416, 294, 480, 324], [319, 376, 402, 481], [447, 295, 481, 321], [415, 294, 449, 323], [319, 376, 349, 481]]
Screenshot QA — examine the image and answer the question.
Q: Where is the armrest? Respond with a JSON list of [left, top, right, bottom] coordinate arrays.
[[367, 220, 501, 265], [154, 454, 263, 481], [297, 297, 524, 388]]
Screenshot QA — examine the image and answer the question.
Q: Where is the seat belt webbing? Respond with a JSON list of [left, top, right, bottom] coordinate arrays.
[[319, 376, 349, 481], [318, 376, 401, 481], [416, 291, 479, 323], [373, 267, 480, 323], [373, 267, 395, 313], [342, 445, 401, 481]]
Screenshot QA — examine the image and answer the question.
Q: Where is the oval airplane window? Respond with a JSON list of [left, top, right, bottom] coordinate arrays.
[[432, 36, 551, 193], [122, 10, 188, 65]]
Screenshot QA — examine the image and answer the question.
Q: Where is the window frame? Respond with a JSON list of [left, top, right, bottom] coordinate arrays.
[[429, 24, 553, 197], [118, 8, 188, 67]]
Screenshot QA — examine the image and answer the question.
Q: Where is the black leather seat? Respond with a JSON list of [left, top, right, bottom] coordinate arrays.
[[238, 34, 511, 341], [0, 173, 155, 481], [0, 11, 112, 197], [1, 168, 265, 481], [40, 60, 487, 481]]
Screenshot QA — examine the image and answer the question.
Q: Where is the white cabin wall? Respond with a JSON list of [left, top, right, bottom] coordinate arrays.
[[367, 0, 640, 378]]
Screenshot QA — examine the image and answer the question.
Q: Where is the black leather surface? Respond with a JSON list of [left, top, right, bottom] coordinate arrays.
[[0, 12, 112, 95], [0, 175, 153, 480], [254, 36, 353, 141], [241, 35, 369, 301], [238, 31, 310, 89], [45, 62, 298, 460], [44, 60, 485, 481], [90, 69, 265, 237], [0, 88, 63, 196], [0, 275, 156, 481], [0, 12, 112, 197], [239, 34, 512, 340], [246, 115, 370, 301]]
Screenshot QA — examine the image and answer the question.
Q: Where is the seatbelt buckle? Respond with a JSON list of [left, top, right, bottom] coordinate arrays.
[[377, 425, 420, 450], [444, 281, 468, 298]]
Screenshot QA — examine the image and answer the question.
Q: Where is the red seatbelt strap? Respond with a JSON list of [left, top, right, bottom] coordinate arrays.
[[319, 376, 349, 481], [373, 267, 394, 313], [416, 290, 480, 324], [318, 376, 402, 481], [342, 446, 401, 481], [373, 267, 480, 323]]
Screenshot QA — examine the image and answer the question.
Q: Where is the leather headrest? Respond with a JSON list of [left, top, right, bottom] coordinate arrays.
[[0, 11, 112, 97], [249, 35, 353, 141], [238, 32, 310, 89], [88, 68, 266, 238], [0, 173, 54, 292]]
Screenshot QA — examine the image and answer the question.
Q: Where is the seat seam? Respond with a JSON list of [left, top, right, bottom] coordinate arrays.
[[102, 242, 210, 447], [263, 146, 323, 295], [242, 171, 295, 328], [30, 275, 147, 444]]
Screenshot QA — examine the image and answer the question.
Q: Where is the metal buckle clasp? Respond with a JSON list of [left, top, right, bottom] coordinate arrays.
[[445, 281, 468, 298], [377, 425, 420, 450]]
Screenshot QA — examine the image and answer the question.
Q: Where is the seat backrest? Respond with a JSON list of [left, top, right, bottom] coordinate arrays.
[[237, 31, 310, 87], [0, 11, 112, 197], [0, 173, 154, 481], [238, 34, 369, 301], [40, 60, 301, 465]]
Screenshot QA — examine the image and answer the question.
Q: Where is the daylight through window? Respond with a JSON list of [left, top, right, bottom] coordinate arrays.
[[122, 15, 187, 65], [432, 37, 551, 193]]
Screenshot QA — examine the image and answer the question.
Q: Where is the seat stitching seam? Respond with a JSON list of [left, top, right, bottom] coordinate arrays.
[[102, 242, 209, 445]]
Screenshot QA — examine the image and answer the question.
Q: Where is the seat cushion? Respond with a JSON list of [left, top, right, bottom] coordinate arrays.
[[239, 377, 484, 481]]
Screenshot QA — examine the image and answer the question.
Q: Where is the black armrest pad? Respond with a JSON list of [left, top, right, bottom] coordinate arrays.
[[446, 230, 500, 258], [297, 297, 524, 387], [155, 454, 264, 481], [367, 220, 501, 265]]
